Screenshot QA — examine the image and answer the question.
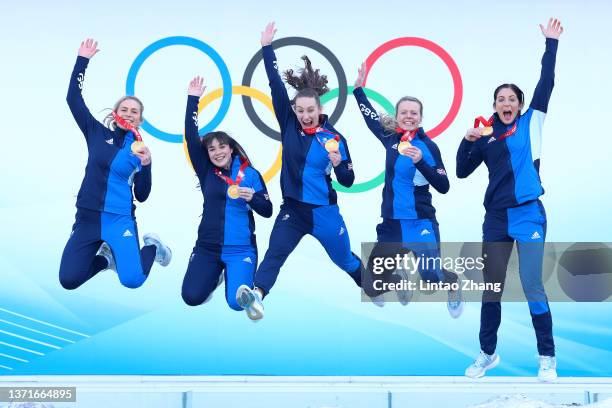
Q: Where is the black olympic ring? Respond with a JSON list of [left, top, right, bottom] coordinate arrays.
[[241, 37, 348, 142]]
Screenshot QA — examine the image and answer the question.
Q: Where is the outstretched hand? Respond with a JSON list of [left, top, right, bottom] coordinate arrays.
[[188, 76, 206, 97], [78, 38, 99, 59], [261, 22, 277, 46], [354, 62, 367, 88], [540, 18, 564, 39]]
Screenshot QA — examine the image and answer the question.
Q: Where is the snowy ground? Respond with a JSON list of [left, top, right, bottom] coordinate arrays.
[[467, 395, 612, 408], [2, 397, 612, 408]]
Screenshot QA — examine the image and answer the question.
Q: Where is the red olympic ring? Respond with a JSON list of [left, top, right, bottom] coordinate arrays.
[[362, 37, 463, 139]]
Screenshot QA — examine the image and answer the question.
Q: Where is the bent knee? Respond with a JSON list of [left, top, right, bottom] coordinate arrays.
[[227, 299, 242, 311], [119, 275, 146, 289], [59, 274, 82, 290], [182, 289, 213, 307]]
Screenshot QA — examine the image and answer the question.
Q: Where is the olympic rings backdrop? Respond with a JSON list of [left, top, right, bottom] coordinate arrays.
[[1, 0, 612, 377]]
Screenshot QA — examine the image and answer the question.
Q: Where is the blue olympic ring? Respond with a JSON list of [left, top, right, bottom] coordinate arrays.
[[125, 36, 232, 143]]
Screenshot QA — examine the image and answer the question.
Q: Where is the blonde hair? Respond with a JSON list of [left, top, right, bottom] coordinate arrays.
[[380, 96, 423, 133], [103, 96, 144, 129]]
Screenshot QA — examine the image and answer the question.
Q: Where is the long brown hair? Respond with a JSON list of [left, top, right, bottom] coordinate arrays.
[[283, 55, 329, 106]]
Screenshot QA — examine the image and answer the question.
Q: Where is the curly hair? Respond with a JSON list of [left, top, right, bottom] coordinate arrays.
[[283, 55, 329, 106]]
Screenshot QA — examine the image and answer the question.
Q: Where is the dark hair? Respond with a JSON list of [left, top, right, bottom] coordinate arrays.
[[202, 131, 252, 166], [493, 83, 525, 107], [283, 55, 329, 106]]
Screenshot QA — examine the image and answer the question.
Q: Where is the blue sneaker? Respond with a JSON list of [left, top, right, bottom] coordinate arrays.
[[143, 233, 172, 267], [97, 242, 116, 273], [236, 285, 264, 321]]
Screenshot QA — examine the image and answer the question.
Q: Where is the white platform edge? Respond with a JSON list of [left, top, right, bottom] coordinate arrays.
[[1, 376, 611, 393]]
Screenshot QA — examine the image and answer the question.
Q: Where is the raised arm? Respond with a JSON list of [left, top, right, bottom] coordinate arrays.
[[353, 62, 388, 142], [530, 18, 563, 113], [185, 76, 211, 176], [261, 22, 293, 134], [66, 38, 102, 139]]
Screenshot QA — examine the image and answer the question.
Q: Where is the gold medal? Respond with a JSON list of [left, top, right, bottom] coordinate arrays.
[[131, 141, 146, 153], [325, 139, 339, 153], [479, 126, 493, 136], [398, 141, 412, 155], [227, 185, 240, 199]]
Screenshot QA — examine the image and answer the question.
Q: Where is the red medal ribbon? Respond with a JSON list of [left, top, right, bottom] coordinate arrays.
[[302, 126, 318, 135], [473, 116, 493, 129], [395, 127, 418, 142], [304, 126, 340, 148], [112, 111, 142, 141], [213, 157, 250, 186], [473, 115, 518, 141], [498, 121, 518, 141]]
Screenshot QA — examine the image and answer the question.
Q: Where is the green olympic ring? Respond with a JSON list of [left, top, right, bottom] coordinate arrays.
[[320, 86, 393, 193]]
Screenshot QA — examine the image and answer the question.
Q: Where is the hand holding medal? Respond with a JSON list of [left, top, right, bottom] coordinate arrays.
[[320, 131, 342, 166], [112, 111, 151, 165], [396, 128, 417, 156], [324, 138, 339, 153], [238, 187, 255, 202], [214, 157, 250, 200], [474, 116, 494, 136], [403, 146, 423, 163], [112, 111, 147, 154]]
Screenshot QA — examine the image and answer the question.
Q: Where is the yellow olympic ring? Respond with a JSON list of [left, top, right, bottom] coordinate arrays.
[[183, 85, 282, 183]]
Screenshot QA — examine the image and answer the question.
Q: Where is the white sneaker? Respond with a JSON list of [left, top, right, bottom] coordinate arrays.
[[537, 355, 558, 382], [465, 351, 500, 378], [143, 233, 172, 267], [236, 285, 264, 321], [393, 268, 413, 306], [370, 293, 386, 307], [447, 286, 464, 318], [96, 242, 116, 273]]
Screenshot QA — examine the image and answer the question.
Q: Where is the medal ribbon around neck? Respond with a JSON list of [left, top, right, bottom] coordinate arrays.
[[497, 120, 518, 141], [395, 127, 418, 142], [303, 126, 340, 152], [112, 111, 146, 153], [112, 111, 143, 141], [213, 157, 250, 199]]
